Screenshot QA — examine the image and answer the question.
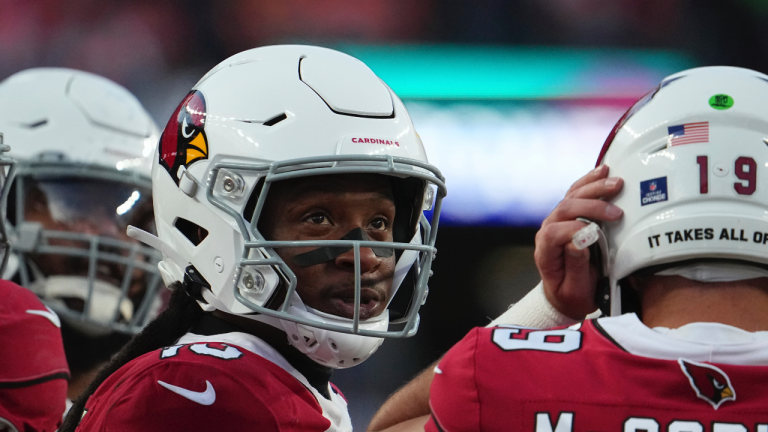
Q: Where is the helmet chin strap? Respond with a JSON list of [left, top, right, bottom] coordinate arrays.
[[292, 227, 393, 267]]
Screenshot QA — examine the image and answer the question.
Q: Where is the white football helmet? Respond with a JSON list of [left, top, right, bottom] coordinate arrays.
[[594, 66, 768, 316], [0, 68, 164, 335], [139, 45, 446, 368]]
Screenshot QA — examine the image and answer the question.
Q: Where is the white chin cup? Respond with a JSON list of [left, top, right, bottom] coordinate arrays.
[[279, 299, 387, 369], [30, 275, 134, 337], [214, 288, 388, 369]]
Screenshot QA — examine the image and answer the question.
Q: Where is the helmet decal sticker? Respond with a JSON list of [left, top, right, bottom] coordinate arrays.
[[679, 359, 736, 410], [596, 75, 687, 166], [350, 137, 400, 147], [640, 177, 667, 206], [159, 90, 209, 185], [709, 94, 734, 110], [668, 122, 709, 146]]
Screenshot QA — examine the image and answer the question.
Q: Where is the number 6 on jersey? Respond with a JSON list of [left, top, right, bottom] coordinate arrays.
[[492, 326, 582, 353]]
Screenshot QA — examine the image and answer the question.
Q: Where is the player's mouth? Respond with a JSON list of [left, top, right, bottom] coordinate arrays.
[[328, 288, 383, 320]]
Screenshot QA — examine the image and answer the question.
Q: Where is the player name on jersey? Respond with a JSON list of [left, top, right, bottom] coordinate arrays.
[[535, 412, 768, 432]]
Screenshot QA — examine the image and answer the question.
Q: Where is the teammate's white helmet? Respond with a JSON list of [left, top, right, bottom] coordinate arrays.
[[144, 45, 446, 368], [0, 68, 163, 335], [596, 66, 768, 316]]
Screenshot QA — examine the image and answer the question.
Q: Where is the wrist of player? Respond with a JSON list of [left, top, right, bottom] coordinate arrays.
[[542, 280, 591, 321], [489, 281, 580, 328]]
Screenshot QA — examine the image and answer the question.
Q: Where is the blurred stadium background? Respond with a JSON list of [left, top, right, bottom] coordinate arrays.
[[3, 0, 767, 428]]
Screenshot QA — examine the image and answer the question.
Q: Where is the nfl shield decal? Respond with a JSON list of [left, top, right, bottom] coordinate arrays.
[[159, 90, 209, 185], [640, 177, 668, 206]]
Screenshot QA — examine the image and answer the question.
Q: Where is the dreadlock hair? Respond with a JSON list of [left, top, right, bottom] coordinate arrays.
[[60, 282, 204, 431]]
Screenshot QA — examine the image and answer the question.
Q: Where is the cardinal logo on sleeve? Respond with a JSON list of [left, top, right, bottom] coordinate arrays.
[[159, 90, 209, 185], [678, 358, 735, 409]]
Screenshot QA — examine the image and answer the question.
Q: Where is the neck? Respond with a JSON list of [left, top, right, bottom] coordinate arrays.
[[206, 311, 334, 398], [638, 275, 768, 332]]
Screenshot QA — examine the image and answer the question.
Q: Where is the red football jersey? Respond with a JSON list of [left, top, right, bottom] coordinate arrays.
[[0, 279, 69, 432], [428, 314, 768, 432], [77, 332, 351, 431]]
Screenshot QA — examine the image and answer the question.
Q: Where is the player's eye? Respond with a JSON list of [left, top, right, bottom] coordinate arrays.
[[306, 213, 330, 225], [369, 217, 388, 231]]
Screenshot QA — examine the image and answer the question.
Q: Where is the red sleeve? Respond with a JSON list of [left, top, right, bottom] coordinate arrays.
[[427, 328, 481, 432], [78, 361, 282, 432]]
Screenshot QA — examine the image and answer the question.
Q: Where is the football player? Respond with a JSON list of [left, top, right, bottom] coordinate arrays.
[[0, 136, 70, 431], [0, 68, 163, 409], [375, 66, 768, 432], [61, 45, 446, 431]]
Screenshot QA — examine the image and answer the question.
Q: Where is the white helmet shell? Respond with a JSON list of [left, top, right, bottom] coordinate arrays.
[[597, 66, 768, 315], [0, 68, 163, 335], [150, 45, 446, 368], [0, 68, 157, 174]]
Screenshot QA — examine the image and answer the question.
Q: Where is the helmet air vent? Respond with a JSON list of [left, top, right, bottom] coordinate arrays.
[[263, 113, 287, 127], [174, 218, 209, 246], [22, 119, 48, 129], [648, 142, 669, 155]]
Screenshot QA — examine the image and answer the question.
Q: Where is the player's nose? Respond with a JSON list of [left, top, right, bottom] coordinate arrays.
[[335, 244, 379, 274]]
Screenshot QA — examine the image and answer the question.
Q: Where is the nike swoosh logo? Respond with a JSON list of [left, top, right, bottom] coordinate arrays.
[[434, 366, 443, 374], [158, 380, 216, 406], [26, 306, 61, 328]]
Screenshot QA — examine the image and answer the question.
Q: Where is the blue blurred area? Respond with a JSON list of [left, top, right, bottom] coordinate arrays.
[[338, 45, 695, 99]]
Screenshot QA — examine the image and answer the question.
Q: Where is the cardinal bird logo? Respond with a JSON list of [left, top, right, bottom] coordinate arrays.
[[679, 358, 736, 410], [159, 90, 209, 185]]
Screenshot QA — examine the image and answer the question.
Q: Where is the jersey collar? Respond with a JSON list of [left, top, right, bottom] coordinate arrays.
[[595, 313, 768, 365], [184, 313, 333, 398]]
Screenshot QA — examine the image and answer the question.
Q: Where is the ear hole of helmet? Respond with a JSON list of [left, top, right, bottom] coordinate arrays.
[[174, 218, 209, 246]]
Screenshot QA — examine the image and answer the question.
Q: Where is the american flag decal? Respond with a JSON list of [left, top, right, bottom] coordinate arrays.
[[668, 122, 709, 146]]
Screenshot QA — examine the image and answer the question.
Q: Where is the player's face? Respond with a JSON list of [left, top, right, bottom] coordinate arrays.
[[21, 178, 155, 306], [259, 174, 396, 320]]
